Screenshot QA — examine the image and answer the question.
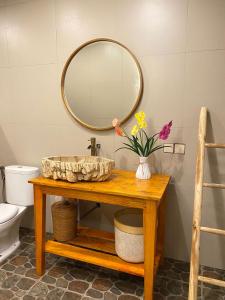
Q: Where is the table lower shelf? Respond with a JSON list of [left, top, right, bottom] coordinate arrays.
[[45, 227, 160, 277]]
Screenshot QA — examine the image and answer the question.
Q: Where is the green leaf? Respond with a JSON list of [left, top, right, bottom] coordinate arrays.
[[115, 146, 138, 154], [142, 130, 149, 141], [143, 137, 152, 156], [121, 129, 136, 146], [122, 142, 140, 155], [145, 137, 155, 156], [149, 145, 165, 154], [132, 136, 144, 156], [125, 135, 135, 145]]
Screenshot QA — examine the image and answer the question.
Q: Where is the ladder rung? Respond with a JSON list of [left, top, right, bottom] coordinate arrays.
[[205, 143, 225, 149], [203, 183, 225, 189], [198, 276, 225, 288], [200, 226, 225, 236]]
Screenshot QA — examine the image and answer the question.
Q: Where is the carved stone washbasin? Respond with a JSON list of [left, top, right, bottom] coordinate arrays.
[[42, 156, 115, 182]]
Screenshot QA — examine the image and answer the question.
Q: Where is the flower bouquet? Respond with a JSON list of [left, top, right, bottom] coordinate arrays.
[[112, 112, 172, 179]]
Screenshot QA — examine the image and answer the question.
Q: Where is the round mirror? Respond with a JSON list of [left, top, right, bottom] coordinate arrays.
[[61, 38, 143, 131]]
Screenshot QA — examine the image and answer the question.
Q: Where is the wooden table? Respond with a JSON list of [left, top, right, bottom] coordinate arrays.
[[29, 169, 170, 300]]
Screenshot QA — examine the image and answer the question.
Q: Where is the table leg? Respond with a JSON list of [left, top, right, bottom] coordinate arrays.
[[157, 195, 166, 265], [144, 201, 157, 300], [34, 185, 46, 276]]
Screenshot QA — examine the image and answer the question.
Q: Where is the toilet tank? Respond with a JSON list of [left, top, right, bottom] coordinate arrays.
[[5, 166, 39, 206]]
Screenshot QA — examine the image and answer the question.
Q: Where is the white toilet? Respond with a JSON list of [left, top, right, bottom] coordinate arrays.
[[0, 165, 39, 263]]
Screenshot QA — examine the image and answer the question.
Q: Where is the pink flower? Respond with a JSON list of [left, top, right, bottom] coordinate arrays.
[[159, 121, 173, 140], [115, 126, 124, 136], [112, 118, 120, 127]]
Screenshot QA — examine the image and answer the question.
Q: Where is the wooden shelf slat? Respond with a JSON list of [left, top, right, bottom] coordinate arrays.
[[45, 240, 145, 277], [67, 227, 116, 255], [77, 227, 115, 241], [48, 227, 161, 276]]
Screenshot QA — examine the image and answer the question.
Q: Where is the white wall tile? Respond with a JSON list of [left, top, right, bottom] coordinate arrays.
[[183, 50, 225, 131], [3, 64, 67, 125], [115, 0, 188, 56], [56, 0, 117, 62], [6, 0, 56, 66], [164, 183, 194, 262], [0, 6, 6, 27], [0, 30, 8, 67], [0, 125, 17, 164], [5, 0, 33, 5], [200, 186, 225, 269], [141, 53, 185, 128], [0, 68, 11, 120], [187, 0, 225, 51], [0, 6, 8, 66]]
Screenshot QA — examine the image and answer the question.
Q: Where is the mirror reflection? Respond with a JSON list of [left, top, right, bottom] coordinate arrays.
[[62, 39, 143, 130]]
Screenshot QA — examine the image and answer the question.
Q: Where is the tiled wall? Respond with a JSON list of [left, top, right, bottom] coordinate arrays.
[[0, 0, 225, 269]]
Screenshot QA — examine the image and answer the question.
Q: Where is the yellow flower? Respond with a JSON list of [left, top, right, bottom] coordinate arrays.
[[135, 111, 145, 125], [131, 125, 139, 136], [135, 111, 145, 121], [139, 120, 147, 129]]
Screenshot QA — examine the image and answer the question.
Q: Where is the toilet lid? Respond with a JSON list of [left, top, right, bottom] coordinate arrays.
[[0, 203, 19, 224]]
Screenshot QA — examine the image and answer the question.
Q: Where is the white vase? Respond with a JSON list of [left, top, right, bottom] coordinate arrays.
[[136, 156, 151, 180]]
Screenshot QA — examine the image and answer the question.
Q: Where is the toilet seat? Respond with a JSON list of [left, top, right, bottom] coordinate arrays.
[[0, 203, 19, 224]]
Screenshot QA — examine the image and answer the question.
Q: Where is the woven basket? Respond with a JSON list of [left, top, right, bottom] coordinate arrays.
[[51, 200, 77, 242]]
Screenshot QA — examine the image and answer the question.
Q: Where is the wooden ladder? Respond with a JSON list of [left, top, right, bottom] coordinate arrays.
[[188, 107, 225, 299]]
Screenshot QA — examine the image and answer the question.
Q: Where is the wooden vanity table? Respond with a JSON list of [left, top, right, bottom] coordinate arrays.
[[29, 169, 170, 300]]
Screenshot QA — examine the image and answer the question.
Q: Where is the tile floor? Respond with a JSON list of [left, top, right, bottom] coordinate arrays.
[[0, 228, 225, 300]]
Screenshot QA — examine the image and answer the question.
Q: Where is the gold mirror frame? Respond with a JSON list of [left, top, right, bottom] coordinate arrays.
[[61, 38, 143, 131]]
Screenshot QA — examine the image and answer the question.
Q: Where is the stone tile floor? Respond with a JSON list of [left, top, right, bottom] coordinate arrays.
[[0, 227, 225, 299]]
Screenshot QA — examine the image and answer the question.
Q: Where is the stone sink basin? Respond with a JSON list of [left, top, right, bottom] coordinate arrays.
[[42, 156, 115, 182]]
